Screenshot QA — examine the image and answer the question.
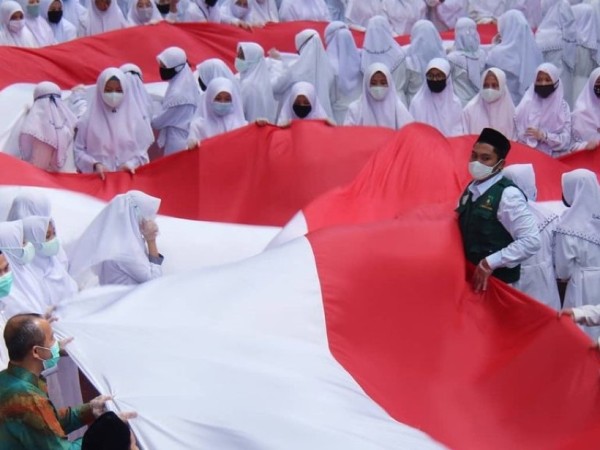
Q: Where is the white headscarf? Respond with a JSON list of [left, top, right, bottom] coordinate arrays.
[[409, 58, 463, 136], [361, 15, 407, 75], [406, 19, 445, 75], [158, 47, 201, 109], [67, 191, 161, 282], [486, 9, 543, 101], [16, 0, 55, 46], [384, 0, 427, 35], [40, 0, 76, 43], [127, 0, 161, 24], [535, 0, 577, 70], [572, 3, 600, 66], [0, 1, 38, 47], [237, 42, 277, 123], [515, 63, 569, 146], [462, 67, 516, 138], [278, 0, 330, 21], [119, 63, 154, 121], [325, 21, 361, 96], [19, 82, 77, 170], [189, 77, 247, 142], [21, 216, 78, 305], [348, 63, 413, 129], [556, 169, 600, 244], [277, 81, 329, 125], [196, 57, 240, 118], [76, 68, 154, 168], [85, 0, 129, 35], [449, 17, 485, 89], [572, 67, 600, 141], [249, 0, 278, 23]]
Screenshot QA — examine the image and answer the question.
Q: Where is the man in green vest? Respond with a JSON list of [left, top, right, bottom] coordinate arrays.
[[456, 128, 541, 293]]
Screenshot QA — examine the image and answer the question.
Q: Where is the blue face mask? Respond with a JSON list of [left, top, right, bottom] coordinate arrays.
[[212, 101, 233, 117], [39, 340, 61, 373], [0, 272, 13, 298]]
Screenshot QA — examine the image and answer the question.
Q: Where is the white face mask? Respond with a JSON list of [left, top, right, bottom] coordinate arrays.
[[40, 237, 60, 258], [8, 19, 25, 33], [468, 160, 502, 181], [231, 4, 248, 18], [16, 242, 36, 265], [481, 88, 501, 103], [137, 5, 153, 21], [102, 91, 124, 109], [369, 86, 388, 101]]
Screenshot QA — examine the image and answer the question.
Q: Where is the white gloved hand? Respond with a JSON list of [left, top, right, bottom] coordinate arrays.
[[140, 219, 159, 241]]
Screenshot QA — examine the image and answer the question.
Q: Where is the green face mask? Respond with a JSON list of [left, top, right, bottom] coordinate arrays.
[[0, 271, 13, 298], [39, 340, 61, 372]]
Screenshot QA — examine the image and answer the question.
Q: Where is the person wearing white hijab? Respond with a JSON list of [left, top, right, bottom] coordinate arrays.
[[181, 0, 221, 22], [272, 29, 335, 121], [502, 164, 561, 310], [40, 0, 77, 42], [82, 0, 129, 36], [277, 81, 329, 125], [17, 0, 56, 46], [428, 0, 467, 32], [75, 68, 154, 177], [0, 1, 39, 47], [554, 169, 600, 340], [409, 58, 463, 136], [467, 0, 506, 23], [19, 82, 77, 173], [58, 0, 88, 36], [486, 9, 543, 106], [535, 0, 577, 107], [196, 57, 240, 118], [345, 0, 427, 35], [248, 0, 278, 24], [127, 0, 162, 24], [448, 17, 486, 106], [345, 63, 413, 129], [188, 77, 248, 145], [405, 19, 446, 106], [325, 21, 362, 124], [235, 42, 277, 123], [462, 68, 516, 138], [505, 0, 541, 28], [278, 0, 330, 21], [152, 47, 200, 156], [119, 63, 154, 122], [571, 4, 600, 102], [514, 63, 575, 157], [219, 0, 258, 26], [68, 190, 164, 287], [572, 68, 600, 148]]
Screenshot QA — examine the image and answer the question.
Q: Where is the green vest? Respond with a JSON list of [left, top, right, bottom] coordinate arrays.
[[456, 177, 521, 284]]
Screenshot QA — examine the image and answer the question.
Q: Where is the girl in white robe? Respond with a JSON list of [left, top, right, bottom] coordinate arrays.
[[572, 67, 600, 147], [196, 58, 240, 119], [17, 0, 56, 46], [82, 0, 129, 35], [153, 47, 200, 155], [503, 164, 561, 310], [19, 81, 77, 173], [462, 67, 516, 138], [119, 63, 154, 122], [75, 67, 154, 176], [277, 81, 329, 125], [40, 0, 77, 43], [0, 1, 39, 47], [486, 9, 543, 106], [127, 0, 162, 24], [555, 169, 600, 340], [448, 17, 486, 106], [409, 58, 463, 136], [59, 0, 88, 36], [278, 0, 330, 21], [345, 63, 413, 130], [571, 4, 600, 102], [68, 190, 163, 287]]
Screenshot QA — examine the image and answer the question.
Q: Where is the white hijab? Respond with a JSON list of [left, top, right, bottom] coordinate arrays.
[[190, 77, 247, 142], [572, 4, 600, 66], [277, 81, 329, 125], [361, 15, 406, 75], [158, 47, 201, 109], [119, 63, 154, 121], [406, 19, 445, 75], [196, 58, 240, 118], [449, 17, 486, 89], [572, 67, 600, 141], [67, 191, 161, 283], [0, 1, 38, 47], [76, 67, 154, 167], [486, 9, 543, 100], [249, 0, 278, 23], [16, 0, 55, 46], [85, 0, 129, 35], [325, 21, 361, 96], [462, 67, 516, 138], [127, 0, 162, 24], [278, 0, 330, 21], [40, 0, 76, 43], [19, 81, 77, 170], [409, 58, 463, 136], [535, 0, 577, 70], [349, 63, 413, 129], [237, 42, 277, 123], [556, 169, 600, 244]]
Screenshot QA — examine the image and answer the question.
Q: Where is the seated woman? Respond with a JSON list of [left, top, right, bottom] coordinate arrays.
[[188, 77, 247, 147], [0, 1, 38, 47], [74, 67, 154, 178], [40, 0, 77, 43], [572, 67, 600, 149], [68, 190, 164, 287], [19, 81, 77, 173], [462, 67, 516, 138], [409, 58, 463, 136], [514, 63, 582, 157], [277, 81, 329, 126], [345, 63, 413, 130]]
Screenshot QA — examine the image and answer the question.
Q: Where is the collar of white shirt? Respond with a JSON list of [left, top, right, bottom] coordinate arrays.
[[468, 172, 503, 202]]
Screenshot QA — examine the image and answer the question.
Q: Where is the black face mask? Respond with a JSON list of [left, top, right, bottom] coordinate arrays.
[[427, 79, 446, 93], [293, 104, 311, 119], [156, 2, 170, 14], [159, 67, 177, 81], [594, 86, 600, 98], [47, 10, 62, 23], [205, 0, 217, 6], [534, 83, 556, 99], [562, 194, 571, 208], [198, 77, 206, 91]]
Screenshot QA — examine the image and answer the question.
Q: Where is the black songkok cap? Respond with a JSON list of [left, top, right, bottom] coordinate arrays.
[[476, 127, 511, 159], [82, 412, 131, 450]]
